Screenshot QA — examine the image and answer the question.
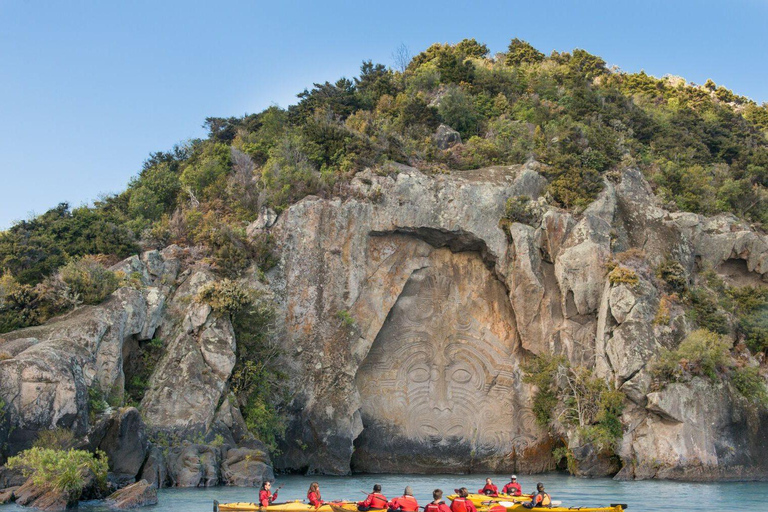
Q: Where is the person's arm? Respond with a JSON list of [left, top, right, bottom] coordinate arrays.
[[260, 491, 270, 507], [468, 502, 478, 512], [515, 485, 522, 497]]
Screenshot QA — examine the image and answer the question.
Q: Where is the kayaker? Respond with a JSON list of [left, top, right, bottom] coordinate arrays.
[[478, 478, 498, 497], [522, 483, 551, 508], [358, 484, 388, 511], [424, 489, 451, 512], [259, 481, 279, 507], [308, 482, 325, 508], [502, 475, 522, 496], [450, 488, 477, 512], [387, 486, 419, 512]]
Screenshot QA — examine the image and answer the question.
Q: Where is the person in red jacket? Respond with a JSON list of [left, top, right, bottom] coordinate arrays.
[[308, 482, 325, 508], [450, 488, 477, 512], [424, 489, 452, 512], [358, 484, 388, 511], [478, 478, 498, 497], [502, 475, 522, 496], [259, 481, 279, 507], [387, 486, 419, 512]]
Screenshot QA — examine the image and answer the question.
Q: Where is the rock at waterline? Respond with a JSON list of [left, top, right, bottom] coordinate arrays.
[[105, 479, 158, 509]]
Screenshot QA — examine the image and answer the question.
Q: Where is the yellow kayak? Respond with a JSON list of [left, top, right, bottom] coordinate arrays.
[[214, 500, 359, 512], [477, 502, 627, 512], [447, 493, 532, 506]]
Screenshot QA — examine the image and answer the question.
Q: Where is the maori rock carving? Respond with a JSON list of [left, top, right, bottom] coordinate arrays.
[[355, 249, 541, 469]]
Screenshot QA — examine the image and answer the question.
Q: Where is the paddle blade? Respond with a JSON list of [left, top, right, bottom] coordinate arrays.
[[610, 505, 628, 510]]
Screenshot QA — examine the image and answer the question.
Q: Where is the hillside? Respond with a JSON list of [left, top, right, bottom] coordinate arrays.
[[2, 39, 768, 493]]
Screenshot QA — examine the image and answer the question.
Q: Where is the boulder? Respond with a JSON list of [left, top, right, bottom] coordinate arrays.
[[96, 407, 149, 482], [167, 444, 220, 487], [105, 479, 158, 509], [0, 486, 18, 504], [138, 446, 168, 489], [434, 124, 461, 149], [220, 447, 273, 487]]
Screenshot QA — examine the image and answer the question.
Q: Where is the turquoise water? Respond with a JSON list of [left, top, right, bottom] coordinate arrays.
[[2, 473, 767, 512]]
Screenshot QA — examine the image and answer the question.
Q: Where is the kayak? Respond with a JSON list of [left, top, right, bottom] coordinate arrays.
[[477, 502, 627, 512], [213, 501, 360, 512], [447, 493, 532, 506]]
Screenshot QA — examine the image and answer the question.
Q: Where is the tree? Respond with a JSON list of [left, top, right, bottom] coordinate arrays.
[[505, 38, 545, 66], [392, 43, 411, 73]]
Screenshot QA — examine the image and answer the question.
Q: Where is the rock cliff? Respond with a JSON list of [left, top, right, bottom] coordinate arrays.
[[1, 163, 767, 483]]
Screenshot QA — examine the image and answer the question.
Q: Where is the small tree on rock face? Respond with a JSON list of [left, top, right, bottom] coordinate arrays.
[[505, 38, 545, 66]]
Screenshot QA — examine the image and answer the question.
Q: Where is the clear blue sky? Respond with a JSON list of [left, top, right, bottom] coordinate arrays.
[[1, 0, 767, 229]]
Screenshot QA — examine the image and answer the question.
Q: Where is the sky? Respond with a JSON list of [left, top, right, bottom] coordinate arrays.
[[1, 0, 767, 229]]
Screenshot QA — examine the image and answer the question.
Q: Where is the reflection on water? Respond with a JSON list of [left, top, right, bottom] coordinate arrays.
[[2, 473, 767, 512]]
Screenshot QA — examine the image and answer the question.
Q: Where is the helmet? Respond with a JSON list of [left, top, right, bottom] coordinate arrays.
[[511, 475, 517, 480], [536, 483, 544, 491]]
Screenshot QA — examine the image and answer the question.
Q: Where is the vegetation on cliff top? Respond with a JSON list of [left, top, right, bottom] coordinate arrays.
[[3, 37, 768, 303]]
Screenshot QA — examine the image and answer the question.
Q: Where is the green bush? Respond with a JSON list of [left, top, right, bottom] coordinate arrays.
[[652, 329, 733, 383], [524, 357, 625, 453], [196, 279, 251, 316], [6, 448, 108, 499], [33, 429, 77, 450], [687, 288, 730, 334], [229, 297, 286, 452], [58, 256, 122, 305], [732, 366, 768, 407], [504, 196, 537, 225], [438, 85, 481, 138], [124, 337, 164, 406], [655, 260, 688, 292], [608, 266, 639, 286]]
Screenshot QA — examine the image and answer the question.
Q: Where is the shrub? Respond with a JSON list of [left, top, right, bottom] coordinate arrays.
[[652, 329, 733, 383], [524, 357, 625, 453], [124, 337, 164, 406], [687, 288, 729, 334], [437, 85, 480, 138], [655, 260, 688, 292], [196, 279, 251, 316], [608, 265, 639, 286], [731, 366, 768, 407], [6, 448, 108, 500], [33, 428, 76, 450], [229, 297, 286, 452], [87, 387, 108, 419], [58, 256, 122, 305], [739, 311, 768, 354], [504, 196, 537, 225]]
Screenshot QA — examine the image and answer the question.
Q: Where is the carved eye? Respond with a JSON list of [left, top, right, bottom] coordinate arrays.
[[408, 365, 431, 383], [451, 368, 472, 383]]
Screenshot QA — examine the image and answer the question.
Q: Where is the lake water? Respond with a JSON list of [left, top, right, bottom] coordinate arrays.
[[2, 473, 767, 512]]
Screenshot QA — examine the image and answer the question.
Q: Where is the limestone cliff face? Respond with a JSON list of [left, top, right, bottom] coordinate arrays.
[[262, 164, 768, 479], [1, 163, 768, 483]]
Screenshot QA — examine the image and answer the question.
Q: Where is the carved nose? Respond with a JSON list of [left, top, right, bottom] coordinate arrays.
[[431, 368, 451, 412]]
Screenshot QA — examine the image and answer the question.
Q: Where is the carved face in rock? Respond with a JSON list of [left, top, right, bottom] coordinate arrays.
[[356, 253, 537, 453]]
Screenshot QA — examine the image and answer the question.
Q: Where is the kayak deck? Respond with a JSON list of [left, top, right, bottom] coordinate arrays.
[[214, 500, 357, 512]]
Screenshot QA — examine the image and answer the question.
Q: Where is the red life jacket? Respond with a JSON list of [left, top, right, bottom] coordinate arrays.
[[391, 496, 419, 512], [370, 493, 388, 509], [425, 503, 443, 512], [451, 498, 470, 512]]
